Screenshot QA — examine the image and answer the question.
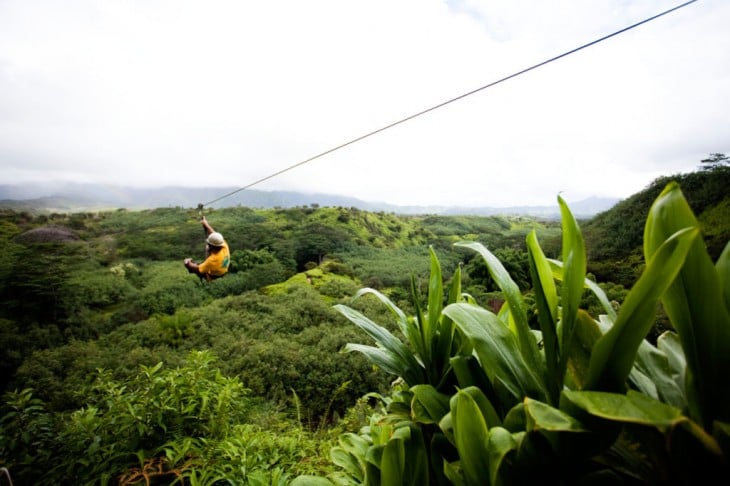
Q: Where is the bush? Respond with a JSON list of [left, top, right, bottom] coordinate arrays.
[[296, 183, 730, 485]]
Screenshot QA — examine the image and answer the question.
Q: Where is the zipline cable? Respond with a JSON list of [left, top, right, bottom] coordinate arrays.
[[202, 0, 697, 208]]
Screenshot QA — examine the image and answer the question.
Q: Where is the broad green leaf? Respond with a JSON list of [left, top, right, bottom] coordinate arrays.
[[433, 263, 463, 386], [439, 410, 454, 444], [455, 241, 543, 377], [524, 397, 587, 432], [627, 364, 658, 401], [364, 455, 382, 486], [548, 259, 617, 321], [557, 195, 587, 385], [365, 442, 385, 468], [585, 226, 698, 392], [336, 304, 426, 385], [426, 246, 444, 356], [527, 230, 561, 405], [444, 303, 547, 406], [409, 275, 429, 369], [656, 331, 686, 396], [459, 386, 502, 429], [330, 447, 364, 481], [351, 287, 409, 336], [411, 384, 450, 424], [502, 402, 527, 433], [442, 460, 467, 486], [565, 390, 724, 461], [486, 426, 517, 486], [632, 339, 685, 409], [564, 310, 603, 391], [344, 344, 422, 386], [563, 390, 682, 431], [337, 432, 369, 460], [521, 396, 614, 461], [380, 428, 406, 486], [404, 426, 429, 486], [335, 305, 408, 358], [450, 355, 499, 415], [451, 389, 491, 486], [378, 425, 429, 486], [718, 242, 730, 312], [526, 231, 558, 322], [644, 182, 730, 427]]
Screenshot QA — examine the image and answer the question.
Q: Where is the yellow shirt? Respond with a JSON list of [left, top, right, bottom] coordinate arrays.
[[198, 241, 230, 279]]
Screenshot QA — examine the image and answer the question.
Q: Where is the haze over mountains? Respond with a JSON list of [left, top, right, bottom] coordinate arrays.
[[0, 182, 618, 218]]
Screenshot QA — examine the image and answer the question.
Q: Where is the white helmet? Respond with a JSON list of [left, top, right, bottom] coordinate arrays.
[[206, 232, 225, 247]]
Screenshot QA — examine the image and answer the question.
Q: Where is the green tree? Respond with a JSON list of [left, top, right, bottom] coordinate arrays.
[[295, 223, 352, 269], [699, 152, 728, 170]]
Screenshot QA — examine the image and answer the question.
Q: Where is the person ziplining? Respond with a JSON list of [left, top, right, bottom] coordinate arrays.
[[184, 1, 694, 282], [184, 215, 230, 281]]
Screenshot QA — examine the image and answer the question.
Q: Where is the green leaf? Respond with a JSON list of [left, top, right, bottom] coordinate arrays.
[[450, 355, 497, 407], [451, 389, 491, 486], [444, 303, 547, 406], [631, 339, 685, 409], [459, 386, 502, 429], [425, 246, 444, 357], [409, 275, 429, 371], [329, 448, 363, 482], [433, 262, 463, 386], [380, 430, 406, 486], [718, 242, 730, 312], [585, 226, 698, 392], [336, 304, 426, 385], [486, 426, 517, 486], [351, 287, 409, 336], [557, 195, 587, 383], [527, 230, 561, 405], [455, 241, 543, 377], [644, 182, 730, 427], [343, 344, 422, 386], [330, 433, 368, 481], [656, 331, 686, 392], [410, 384, 450, 424], [564, 311, 603, 391], [563, 390, 682, 431], [524, 397, 587, 432], [378, 425, 429, 486], [548, 259, 617, 321]]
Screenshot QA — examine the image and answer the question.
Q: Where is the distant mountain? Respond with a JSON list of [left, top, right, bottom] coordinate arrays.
[[0, 182, 619, 218]]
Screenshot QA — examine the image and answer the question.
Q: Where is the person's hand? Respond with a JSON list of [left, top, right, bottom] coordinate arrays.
[[200, 216, 207, 224], [184, 258, 192, 264]]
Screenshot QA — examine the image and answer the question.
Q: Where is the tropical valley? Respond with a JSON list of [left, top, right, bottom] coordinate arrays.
[[0, 157, 728, 485]]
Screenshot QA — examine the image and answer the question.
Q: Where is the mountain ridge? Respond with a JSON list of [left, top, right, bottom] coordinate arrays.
[[0, 182, 619, 218]]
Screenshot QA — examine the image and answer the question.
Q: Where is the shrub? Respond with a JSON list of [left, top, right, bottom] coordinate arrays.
[[295, 182, 730, 485]]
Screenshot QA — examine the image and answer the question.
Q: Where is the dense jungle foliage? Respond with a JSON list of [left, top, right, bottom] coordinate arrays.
[[0, 160, 727, 484]]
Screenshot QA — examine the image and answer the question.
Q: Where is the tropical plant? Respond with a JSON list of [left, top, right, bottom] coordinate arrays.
[[293, 181, 730, 485]]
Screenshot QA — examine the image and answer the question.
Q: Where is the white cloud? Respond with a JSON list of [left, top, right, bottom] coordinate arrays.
[[0, 0, 728, 207]]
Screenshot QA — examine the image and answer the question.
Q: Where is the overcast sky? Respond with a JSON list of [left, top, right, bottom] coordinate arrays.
[[1, 0, 727, 207]]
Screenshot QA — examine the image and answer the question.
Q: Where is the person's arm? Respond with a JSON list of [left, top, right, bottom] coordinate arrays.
[[201, 216, 215, 236], [184, 258, 201, 274]]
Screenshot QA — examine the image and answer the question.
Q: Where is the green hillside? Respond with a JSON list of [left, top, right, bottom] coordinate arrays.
[[583, 160, 730, 287], [0, 163, 727, 484], [0, 205, 558, 409]]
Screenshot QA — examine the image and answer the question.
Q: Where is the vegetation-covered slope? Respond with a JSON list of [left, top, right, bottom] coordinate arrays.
[[583, 160, 729, 287], [0, 160, 727, 484]]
